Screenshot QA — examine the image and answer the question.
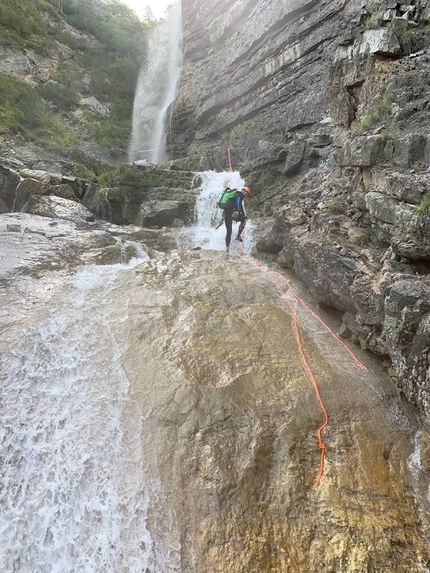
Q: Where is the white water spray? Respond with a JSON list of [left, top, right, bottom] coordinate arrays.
[[128, 2, 182, 165], [0, 251, 181, 573], [177, 171, 255, 253]]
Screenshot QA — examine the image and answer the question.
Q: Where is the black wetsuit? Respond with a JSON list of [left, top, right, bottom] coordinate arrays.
[[234, 191, 247, 239], [224, 207, 234, 248], [224, 191, 247, 248]]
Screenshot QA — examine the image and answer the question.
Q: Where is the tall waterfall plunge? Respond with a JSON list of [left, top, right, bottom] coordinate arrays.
[[128, 3, 182, 165]]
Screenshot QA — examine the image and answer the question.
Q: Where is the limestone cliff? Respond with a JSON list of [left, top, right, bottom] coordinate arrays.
[[171, 0, 430, 425]]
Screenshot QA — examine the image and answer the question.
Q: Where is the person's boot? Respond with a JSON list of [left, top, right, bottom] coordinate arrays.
[[235, 234, 242, 241]]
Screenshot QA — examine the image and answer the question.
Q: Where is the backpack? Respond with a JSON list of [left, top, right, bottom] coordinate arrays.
[[218, 187, 238, 209]]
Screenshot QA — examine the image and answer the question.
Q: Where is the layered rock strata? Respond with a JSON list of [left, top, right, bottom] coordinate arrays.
[[172, 0, 430, 423]]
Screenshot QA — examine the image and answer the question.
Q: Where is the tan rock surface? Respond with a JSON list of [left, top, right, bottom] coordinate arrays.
[[112, 250, 430, 572], [1, 234, 429, 571]]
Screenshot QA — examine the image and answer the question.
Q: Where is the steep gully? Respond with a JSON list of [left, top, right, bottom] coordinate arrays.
[[1, 0, 430, 569], [1, 173, 430, 571]]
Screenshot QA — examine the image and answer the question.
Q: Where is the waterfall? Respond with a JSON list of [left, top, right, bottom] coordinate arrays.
[[177, 171, 256, 252], [0, 252, 181, 573], [128, 2, 182, 165]]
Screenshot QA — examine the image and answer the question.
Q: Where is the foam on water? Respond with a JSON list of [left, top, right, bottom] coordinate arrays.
[[0, 252, 180, 573], [177, 170, 256, 253]]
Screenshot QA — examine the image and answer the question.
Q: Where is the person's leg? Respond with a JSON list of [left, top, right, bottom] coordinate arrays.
[[236, 215, 246, 240], [224, 210, 233, 249]]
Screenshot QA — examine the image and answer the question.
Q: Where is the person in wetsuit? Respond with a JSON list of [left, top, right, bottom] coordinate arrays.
[[233, 186, 251, 243], [220, 186, 251, 252]]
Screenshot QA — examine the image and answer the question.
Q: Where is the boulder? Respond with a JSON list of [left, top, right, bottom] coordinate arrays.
[[0, 47, 34, 83], [253, 217, 283, 254], [283, 139, 306, 175], [394, 133, 428, 168], [24, 195, 95, 223], [19, 169, 53, 185], [17, 177, 47, 197], [365, 192, 430, 259], [49, 184, 77, 201], [136, 200, 190, 228], [289, 236, 362, 312], [363, 168, 429, 205], [384, 278, 430, 405], [384, 278, 430, 335], [407, 313, 430, 410], [0, 197, 8, 214], [14, 178, 49, 211], [79, 96, 109, 116], [359, 29, 401, 56], [341, 136, 388, 167], [391, 217, 430, 260], [365, 192, 402, 224], [62, 176, 89, 199]]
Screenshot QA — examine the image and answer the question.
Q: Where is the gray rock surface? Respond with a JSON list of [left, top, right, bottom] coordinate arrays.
[[23, 195, 95, 223], [136, 199, 190, 227], [171, 0, 430, 422]]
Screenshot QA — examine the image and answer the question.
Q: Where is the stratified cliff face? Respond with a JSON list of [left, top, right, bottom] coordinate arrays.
[[171, 0, 430, 424], [172, 0, 429, 172], [170, 0, 341, 172]]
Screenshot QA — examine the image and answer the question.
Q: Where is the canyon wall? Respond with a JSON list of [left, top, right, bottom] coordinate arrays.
[[171, 0, 430, 424]]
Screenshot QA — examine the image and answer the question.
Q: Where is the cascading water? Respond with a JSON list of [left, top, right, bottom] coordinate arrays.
[[128, 2, 182, 165], [0, 250, 181, 573], [177, 170, 256, 252]]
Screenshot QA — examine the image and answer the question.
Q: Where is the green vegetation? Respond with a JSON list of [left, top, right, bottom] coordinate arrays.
[[36, 81, 78, 111], [411, 161, 425, 172], [356, 93, 394, 134], [61, 0, 149, 102], [86, 97, 133, 148], [362, 2, 381, 28], [367, 1, 381, 12], [0, 0, 153, 149], [379, 130, 399, 144], [327, 202, 343, 214], [363, 16, 378, 29], [117, 162, 136, 176], [0, 0, 51, 52], [386, 317, 404, 334], [97, 168, 116, 186], [416, 200, 430, 217], [396, 27, 414, 55], [105, 162, 192, 190], [0, 73, 76, 145], [72, 164, 100, 181]]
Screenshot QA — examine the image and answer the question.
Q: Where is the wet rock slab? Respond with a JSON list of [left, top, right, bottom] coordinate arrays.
[[110, 249, 430, 572]]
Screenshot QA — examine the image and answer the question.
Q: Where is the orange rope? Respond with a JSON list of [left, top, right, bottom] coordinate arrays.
[[227, 148, 233, 187], [266, 267, 328, 488], [270, 270, 368, 371], [236, 249, 368, 488]]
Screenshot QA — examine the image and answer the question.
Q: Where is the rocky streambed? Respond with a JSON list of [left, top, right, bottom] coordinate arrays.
[[1, 205, 430, 571]]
